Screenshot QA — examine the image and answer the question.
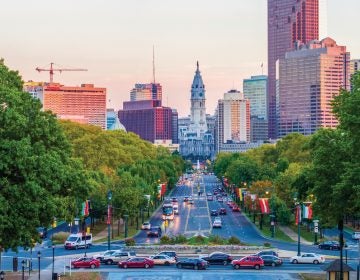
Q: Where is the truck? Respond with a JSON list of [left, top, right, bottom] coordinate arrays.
[[64, 233, 92, 250]]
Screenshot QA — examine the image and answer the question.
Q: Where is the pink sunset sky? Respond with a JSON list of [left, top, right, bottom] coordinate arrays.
[[1, 0, 359, 117]]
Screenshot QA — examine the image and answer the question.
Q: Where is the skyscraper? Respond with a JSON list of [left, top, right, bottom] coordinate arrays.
[[268, 0, 319, 138], [243, 75, 268, 141], [278, 37, 350, 137], [216, 89, 250, 153], [130, 83, 162, 103]]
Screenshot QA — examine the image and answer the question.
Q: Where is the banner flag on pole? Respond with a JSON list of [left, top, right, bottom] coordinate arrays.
[[259, 198, 270, 214], [302, 203, 313, 219], [295, 204, 302, 225]]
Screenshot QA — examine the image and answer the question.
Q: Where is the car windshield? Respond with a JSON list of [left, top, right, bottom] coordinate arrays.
[[67, 236, 78, 242]]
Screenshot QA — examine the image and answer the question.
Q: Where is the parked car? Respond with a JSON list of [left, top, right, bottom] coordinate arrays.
[[261, 255, 283, 267], [150, 254, 176, 265], [290, 253, 325, 264], [254, 250, 279, 257], [231, 256, 264, 270], [176, 258, 208, 270], [318, 241, 340, 250], [103, 251, 136, 265], [93, 250, 120, 262], [118, 257, 154, 269], [219, 208, 227, 215], [232, 205, 241, 212], [141, 222, 151, 230], [201, 252, 233, 265], [158, 251, 178, 261], [147, 226, 162, 237], [71, 257, 100, 269], [211, 209, 218, 216]]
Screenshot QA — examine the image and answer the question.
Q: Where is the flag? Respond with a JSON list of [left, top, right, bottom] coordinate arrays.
[[295, 205, 302, 225], [107, 206, 112, 225], [259, 198, 270, 214], [303, 203, 313, 219], [81, 200, 90, 217], [238, 188, 243, 202]]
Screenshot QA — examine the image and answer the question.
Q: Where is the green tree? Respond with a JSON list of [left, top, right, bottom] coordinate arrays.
[[0, 61, 90, 250]]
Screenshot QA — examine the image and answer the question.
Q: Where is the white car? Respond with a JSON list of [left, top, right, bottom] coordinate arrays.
[[290, 253, 325, 264], [92, 250, 120, 261], [150, 254, 176, 265], [213, 219, 222, 228], [141, 222, 151, 230]]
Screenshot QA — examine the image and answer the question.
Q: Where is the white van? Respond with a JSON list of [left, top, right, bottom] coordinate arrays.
[[64, 233, 92, 250], [173, 205, 179, 215]]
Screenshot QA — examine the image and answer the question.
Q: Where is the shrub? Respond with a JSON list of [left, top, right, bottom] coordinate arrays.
[[125, 238, 136, 246], [174, 234, 187, 244], [52, 232, 68, 244], [228, 236, 242, 245], [209, 235, 226, 245], [194, 235, 206, 244], [263, 242, 271, 247], [160, 235, 172, 244]]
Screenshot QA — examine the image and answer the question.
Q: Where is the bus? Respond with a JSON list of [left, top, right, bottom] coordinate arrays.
[[162, 203, 174, 220]]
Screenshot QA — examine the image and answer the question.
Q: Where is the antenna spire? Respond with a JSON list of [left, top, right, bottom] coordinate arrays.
[[152, 45, 156, 83]]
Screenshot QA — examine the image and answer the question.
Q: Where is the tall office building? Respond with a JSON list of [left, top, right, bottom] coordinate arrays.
[[216, 89, 250, 153], [268, 0, 320, 138], [243, 75, 268, 142], [24, 82, 106, 129], [278, 37, 350, 137], [130, 83, 162, 103]]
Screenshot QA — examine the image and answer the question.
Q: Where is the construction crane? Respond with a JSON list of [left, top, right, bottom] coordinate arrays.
[[35, 62, 87, 83]]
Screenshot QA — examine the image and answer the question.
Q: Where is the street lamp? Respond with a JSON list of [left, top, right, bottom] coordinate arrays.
[[294, 198, 301, 256], [37, 251, 41, 280], [107, 190, 112, 250], [270, 214, 275, 238], [52, 246, 55, 278]]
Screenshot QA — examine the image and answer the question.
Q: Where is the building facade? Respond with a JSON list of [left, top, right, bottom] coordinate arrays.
[[268, 0, 320, 139], [24, 82, 107, 129], [130, 83, 162, 103], [179, 62, 214, 160], [278, 37, 350, 137], [243, 75, 268, 142], [215, 89, 250, 154]]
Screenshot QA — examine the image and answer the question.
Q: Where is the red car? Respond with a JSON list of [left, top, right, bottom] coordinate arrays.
[[232, 205, 241, 212], [219, 208, 227, 215], [71, 257, 100, 269], [118, 257, 154, 269], [231, 256, 264, 270]]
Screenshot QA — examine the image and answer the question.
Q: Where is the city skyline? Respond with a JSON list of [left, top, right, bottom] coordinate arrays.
[[1, 0, 360, 117]]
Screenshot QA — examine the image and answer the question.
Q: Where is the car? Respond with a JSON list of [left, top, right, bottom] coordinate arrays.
[[158, 251, 178, 261], [261, 255, 283, 267], [147, 226, 162, 237], [290, 253, 325, 264], [207, 192, 212, 196], [183, 196, 189, 202], [71, 257, 100, 269], [213, 220, 222, 228], [92, 250, 120, 261], [318, 241, 340, 250], [150, 254, 176, 265], [188, 198, 194, 204], [352, 232, 359, 240], [141, 222, 151, 230], [217, 197, 223, 202], [176, 258, 208, 270], [231, 256, 264, 270], [211, 209, 218, 216], [103, 251, 137, 265], [226, 199, 233, 206], [207, 195, 214, 201], [171, 197, 178, 203], [232, 205, 240, 212], [201, 252, 233, 265], [118, 257, 154, 269], [254, 250, 279, 257], [219, 208, 227, 215]]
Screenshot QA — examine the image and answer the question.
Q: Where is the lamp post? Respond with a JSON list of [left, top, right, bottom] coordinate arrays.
[[295, 201, 301, 256], [37, 251, 41, 280], [21, 260, 25, 280], [270, 214, 275, 238], [124, 214, 129, 238], [52, 245, 55, 278], [107, 190, 112, 250]]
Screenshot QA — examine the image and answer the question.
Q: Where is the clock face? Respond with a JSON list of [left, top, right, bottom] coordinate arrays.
[[199, 93, 203, 97]]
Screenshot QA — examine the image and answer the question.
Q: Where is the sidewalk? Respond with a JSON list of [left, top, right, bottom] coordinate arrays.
[[278, 226, 313, 245]]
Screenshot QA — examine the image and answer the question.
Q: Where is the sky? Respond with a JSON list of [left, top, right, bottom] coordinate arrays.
[[1, 0, 360, 117]]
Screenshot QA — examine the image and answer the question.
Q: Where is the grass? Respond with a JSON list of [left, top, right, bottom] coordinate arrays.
[[290, 225, 314, 243], [60, 272, 102, 280], [243, 211, 294, 243], [299, 273, 326, 280], [93, 223, 139, 243]]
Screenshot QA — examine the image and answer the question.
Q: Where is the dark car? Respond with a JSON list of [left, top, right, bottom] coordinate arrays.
[[219, 208, 227, 215], [171, 197, 178, 203], [261, 255, 283, 267], [176, 258, 208, 270], [318, 241, 340, 250], [158, 251, 178, 261], [147, 226, 162, 237], [211, 210, 218, 216], [71, 257, 100, 269], [254, 250, 278, 257], [118, 257, 154, 269], [201, 252, 233, 265], [183, 196, 189, 202]]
